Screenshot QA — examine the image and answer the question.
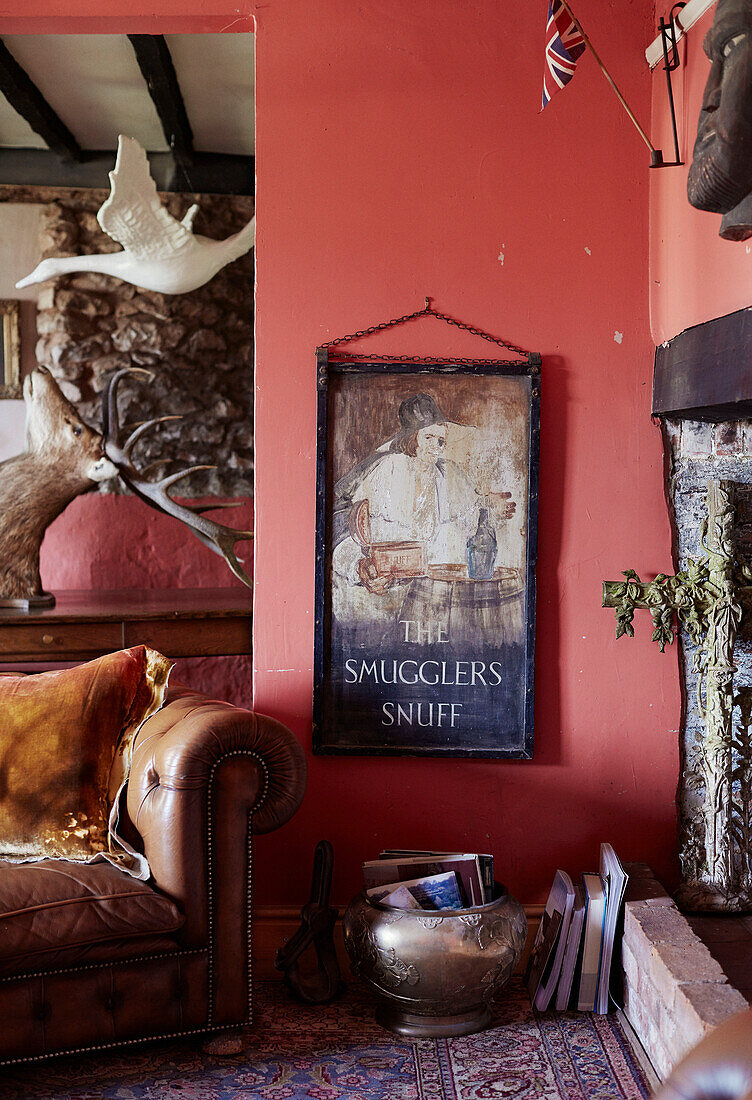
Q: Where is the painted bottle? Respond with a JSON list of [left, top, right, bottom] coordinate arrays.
[[467, 507, 497, 580]]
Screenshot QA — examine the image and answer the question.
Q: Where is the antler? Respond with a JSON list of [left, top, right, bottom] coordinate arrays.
[[102, 367, 253, 588]]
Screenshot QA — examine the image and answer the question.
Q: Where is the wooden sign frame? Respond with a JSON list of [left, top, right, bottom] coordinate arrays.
[[313, 350, 540, 758]]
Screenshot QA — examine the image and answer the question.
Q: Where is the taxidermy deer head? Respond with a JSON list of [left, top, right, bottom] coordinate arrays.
[[0, 366, 253, 608], [0, 366, 117, 606]]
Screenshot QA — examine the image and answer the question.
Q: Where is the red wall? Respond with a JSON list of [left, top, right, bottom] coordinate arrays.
[[650, 5, 752, 343], [41, 495, 252, 591], [252, 0, 679, 905], [2, 0, 682, 908], [35, 496, 254, 708]]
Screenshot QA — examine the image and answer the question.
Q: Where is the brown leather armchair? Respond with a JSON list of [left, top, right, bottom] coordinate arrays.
[[0, 683, 307, 1067], [655, 1010, 752, 1100]]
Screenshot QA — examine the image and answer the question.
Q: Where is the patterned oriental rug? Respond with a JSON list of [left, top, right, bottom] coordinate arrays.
[[1, 979, 650, 1100]]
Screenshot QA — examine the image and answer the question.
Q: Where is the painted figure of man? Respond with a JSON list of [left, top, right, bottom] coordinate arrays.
[[687, 0, 752, 239], [331, 392, 516, 640], [336, 395, 482, 592]]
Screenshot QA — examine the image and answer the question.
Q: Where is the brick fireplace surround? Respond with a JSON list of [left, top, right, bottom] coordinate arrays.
[[620, 864, 751, 1081]]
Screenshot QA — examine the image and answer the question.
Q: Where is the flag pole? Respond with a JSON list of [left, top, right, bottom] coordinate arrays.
[[558, 0, 664, 167]]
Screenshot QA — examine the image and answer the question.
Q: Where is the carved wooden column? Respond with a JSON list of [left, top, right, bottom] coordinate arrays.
[[603, 479, 749, 911], [696, 482, 742, 900]]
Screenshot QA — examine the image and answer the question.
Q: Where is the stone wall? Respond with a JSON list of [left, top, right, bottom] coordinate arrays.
[[0, 188, 253, 706], [621, 864, 747, 1080], [22, 187, 253, 497], [663, 420, 752, 894]]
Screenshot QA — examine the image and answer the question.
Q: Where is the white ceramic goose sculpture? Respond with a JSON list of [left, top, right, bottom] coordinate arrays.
[[16, 135, 255, 295]]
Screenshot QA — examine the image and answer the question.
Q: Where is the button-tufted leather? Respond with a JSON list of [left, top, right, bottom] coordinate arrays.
[[124, 683, 306, 953]]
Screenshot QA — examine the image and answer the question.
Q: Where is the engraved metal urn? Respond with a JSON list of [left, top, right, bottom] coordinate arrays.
[[343, 884, 526, 1037]]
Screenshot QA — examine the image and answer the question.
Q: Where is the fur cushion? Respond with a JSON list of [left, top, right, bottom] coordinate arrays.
[[0, 647, 172, 870]]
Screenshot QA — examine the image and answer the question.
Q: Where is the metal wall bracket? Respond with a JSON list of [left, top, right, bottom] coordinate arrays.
[[655, 4, 686, 168]]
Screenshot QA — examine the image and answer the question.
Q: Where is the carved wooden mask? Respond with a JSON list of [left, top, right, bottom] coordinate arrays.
[[687, 0, 752, 237]]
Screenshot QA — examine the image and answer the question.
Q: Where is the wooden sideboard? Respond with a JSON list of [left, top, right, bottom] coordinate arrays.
[[0, 589, 251, 663]]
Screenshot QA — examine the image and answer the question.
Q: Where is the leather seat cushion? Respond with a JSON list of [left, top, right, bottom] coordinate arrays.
[[0, 859, 184, 976]]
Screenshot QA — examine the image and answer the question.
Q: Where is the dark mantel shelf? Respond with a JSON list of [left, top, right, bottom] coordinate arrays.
[[653, 306, 752, 421], [0, 589, 252, 662]]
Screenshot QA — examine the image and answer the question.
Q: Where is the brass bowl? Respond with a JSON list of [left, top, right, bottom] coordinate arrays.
[[343, 883, 526, 1037]]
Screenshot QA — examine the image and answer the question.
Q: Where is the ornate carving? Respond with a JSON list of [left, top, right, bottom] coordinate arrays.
[[696, 483, 742, 895], [605, 558, 711, 655], [477, 917, 511, 951], [373, 947, 420, 988], [609, 569, 641, 642], [347, 911, 419, 987], [481, 956, 515, 1004], [604, 480, 752, 910], [729, 689, 752, 899], [416, 915, 443, 930], [458, 913, 482, 927]]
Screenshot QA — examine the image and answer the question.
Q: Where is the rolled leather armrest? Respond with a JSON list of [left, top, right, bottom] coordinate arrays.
[[124, 684, 306, 1025], [655, 1009, 752, 1100]]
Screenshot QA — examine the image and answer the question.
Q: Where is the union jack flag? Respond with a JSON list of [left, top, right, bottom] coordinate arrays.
[[542, 0, 586, 110]]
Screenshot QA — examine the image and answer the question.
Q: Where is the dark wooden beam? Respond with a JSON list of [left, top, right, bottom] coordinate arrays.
[[0, 40, 82, 162], [127, 34, 195, 183], [653, 306, 752, 421], [0, 148, 253, 196]]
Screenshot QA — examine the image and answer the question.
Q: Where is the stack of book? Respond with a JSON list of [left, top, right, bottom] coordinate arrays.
[[362, 849, 494, 910], [524, 843, 628, 1014]]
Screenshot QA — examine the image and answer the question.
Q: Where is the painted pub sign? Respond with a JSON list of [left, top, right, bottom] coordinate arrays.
[[313, 352, 540, 757]]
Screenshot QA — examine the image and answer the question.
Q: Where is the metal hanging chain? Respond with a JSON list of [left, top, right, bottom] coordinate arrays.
[[318, 298, 531, 364]]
